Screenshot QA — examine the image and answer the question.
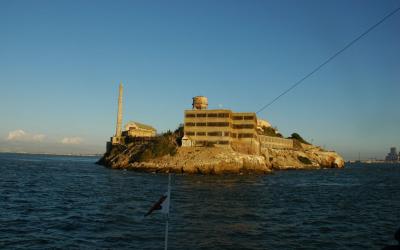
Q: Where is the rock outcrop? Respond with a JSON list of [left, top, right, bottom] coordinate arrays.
[[97, 142, 344, 174], [267, 148, 344, 170]]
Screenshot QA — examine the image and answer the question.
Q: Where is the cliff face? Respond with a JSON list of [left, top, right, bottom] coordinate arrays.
[[98, 146, 270, 174], [266, 148, 344, 170], [97, 142, 344, 174]]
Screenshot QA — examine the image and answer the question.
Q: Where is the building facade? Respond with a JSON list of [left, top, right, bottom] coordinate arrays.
[[182, 96, 302, 155], [183, 109, 259, 153], [123, 121, 156, 137], [385, 147, 399, 162], [183, 96, 260, 154]]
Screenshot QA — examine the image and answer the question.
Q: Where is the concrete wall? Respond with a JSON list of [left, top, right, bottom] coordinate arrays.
[[126, 128, 156, 137], [259, 135, 294, 149], [231, 140, 260, 155], [300, 143, 317, 151]]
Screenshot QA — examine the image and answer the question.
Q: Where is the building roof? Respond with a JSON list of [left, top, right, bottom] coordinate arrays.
[[185, 109, 232, 112], [125, 121, 156, 131]]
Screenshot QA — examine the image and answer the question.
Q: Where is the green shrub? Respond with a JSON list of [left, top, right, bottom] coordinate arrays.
[[261, 126, 283, 138], [139, 148, 153, 162], [132, 132, 178, 162], [174, 124, 184, 136], [288, 133, 310, 145], [174, 124, 184, 146]]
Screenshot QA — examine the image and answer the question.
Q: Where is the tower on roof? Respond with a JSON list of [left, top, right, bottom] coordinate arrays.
[[192, 96, 208, 110]]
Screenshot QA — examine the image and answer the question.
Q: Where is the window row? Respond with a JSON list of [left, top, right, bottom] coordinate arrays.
[[186, 131, 231, 137], [194, 140, 230, 146], [185, 122, 230, 127], [185, 131, 256, 139], [185, 122, 255, 128], [238, 133, 257, 138], [185, 113, 230, 118], [232, 115, 255, 120], [232, 124, 254, 129]]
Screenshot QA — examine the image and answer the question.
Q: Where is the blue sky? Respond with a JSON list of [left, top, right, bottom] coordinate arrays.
[[1, 0, 399, 159]]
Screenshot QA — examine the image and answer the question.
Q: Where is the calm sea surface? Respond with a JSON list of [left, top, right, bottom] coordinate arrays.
[[0, 153, 399, 250]]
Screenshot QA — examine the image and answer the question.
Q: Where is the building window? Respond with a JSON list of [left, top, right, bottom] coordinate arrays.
[[233, 116, 243, 120], [243, 124, 254, 129], [207, 113, 218, 117], [208, 131, 223, 136], [218, 113, 230, 118], [244, 116, 254, 120], [207, 122, 229, 127], [196, 122, 206, 126], [194, 141, 205, 146], [224, 132, 230, 136], [186, 132, 195, 136], [218, 141, 229, 145], [232, 133, 237, 138], [196, 141, 215, 146], [185, 114, 195, 118], [185, 122, 195, 126], [233, 124, 254, 129], [196, 113, 207, 117], [196, 132, 206, 136], [238, 133, 254, 138]]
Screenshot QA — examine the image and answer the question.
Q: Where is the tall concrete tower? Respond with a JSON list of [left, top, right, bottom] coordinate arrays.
[[115, 82, 123, 137]]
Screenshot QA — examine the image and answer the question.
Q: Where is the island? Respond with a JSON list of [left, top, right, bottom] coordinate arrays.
[[97, 83, 344, 174]]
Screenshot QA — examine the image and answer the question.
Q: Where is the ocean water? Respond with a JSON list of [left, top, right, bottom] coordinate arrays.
[[0, 153, 399, 250]]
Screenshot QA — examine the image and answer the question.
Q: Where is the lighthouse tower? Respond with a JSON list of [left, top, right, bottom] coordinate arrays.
[[111, 82, 124, 145], [115, 82, 123, 137]]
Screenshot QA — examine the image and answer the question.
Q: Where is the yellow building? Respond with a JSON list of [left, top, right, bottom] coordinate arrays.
[[123, 121, 157, 137], [183, 96, 259, 154]]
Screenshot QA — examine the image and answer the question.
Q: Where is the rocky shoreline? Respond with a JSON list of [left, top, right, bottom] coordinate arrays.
[[97, 143, 344, 174]]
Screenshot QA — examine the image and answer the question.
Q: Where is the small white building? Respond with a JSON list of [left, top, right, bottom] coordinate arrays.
[[181, 135, 193, 147]]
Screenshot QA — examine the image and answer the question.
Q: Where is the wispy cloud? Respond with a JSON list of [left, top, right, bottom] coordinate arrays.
[[61, 137, 83, 145], [32, 134, 46, 141], [6, 129, 46, 142]]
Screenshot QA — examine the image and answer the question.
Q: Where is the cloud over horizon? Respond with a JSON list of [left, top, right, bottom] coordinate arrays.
[[6, 129, 46, 142], [61, 137, 83, 145]]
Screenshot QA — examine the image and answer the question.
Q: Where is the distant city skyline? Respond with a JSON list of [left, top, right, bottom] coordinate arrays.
[[1, 0, 399, 160]]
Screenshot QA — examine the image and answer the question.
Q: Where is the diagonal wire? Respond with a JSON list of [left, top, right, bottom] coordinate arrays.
[[256, 5, 400, 114]]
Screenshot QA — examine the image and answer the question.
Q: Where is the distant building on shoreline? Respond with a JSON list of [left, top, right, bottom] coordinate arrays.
[[385, 147, 399, 162]]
